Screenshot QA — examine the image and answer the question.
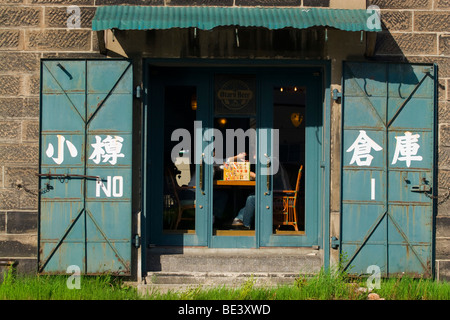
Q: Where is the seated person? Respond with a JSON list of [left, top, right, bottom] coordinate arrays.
[[232, 161, 291, 229], [174, 152, 247, 224], [212, 152, 247, 223], [176, 166, 228, 223]]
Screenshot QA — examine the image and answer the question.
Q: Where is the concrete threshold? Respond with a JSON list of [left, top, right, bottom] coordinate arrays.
[[138, 271, 302, 295], [147, 246, 321, 256], [143, 246, 323, 292]]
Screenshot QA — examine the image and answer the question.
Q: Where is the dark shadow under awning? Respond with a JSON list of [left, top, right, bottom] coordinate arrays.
[[92, 6, 382, 32]]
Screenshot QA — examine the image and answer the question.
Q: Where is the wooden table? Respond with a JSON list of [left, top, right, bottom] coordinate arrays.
[[214, 180, 255, 187]]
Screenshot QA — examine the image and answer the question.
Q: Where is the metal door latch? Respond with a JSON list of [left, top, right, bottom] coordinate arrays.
[[133, 234, 141, 248], [39, 183, 54, 194], [36, 173, 102, 182], [411, 185, 432, 193], [331, 236, 339, 250], [332, 89, 342, 101]]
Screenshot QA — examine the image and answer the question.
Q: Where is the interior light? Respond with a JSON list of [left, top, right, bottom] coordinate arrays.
[[290, 113, 303, 128], [191, 94, 197, 111], [218, 118, 227, 127]]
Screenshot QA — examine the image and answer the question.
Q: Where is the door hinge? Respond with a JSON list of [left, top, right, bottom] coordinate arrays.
[[134, 85, 142, 99], [332, 89, 342, 101], [423, 66, 433, 74], [133, 234, 141, 248], [331, 236, 339, 250]]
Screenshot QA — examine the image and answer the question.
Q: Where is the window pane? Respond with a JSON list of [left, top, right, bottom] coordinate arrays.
[[212, 117, 256, 235], [272, 86, 306, 234], [163, 86, 197, 232]]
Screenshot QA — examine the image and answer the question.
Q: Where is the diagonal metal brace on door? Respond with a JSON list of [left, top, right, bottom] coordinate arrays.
[[387, 72, 432, 128], [346, 67, 385, 126], [343, 209, 388, 272], [387, 212, 429, 274], [86, 62, 132, 125], [85, 209, 130, 273], [43, 62, 85, 122], [343, 209, 429, 275], [38, 208, 85, 273]]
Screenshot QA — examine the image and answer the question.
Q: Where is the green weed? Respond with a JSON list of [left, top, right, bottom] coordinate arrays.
[[1, 266, 449, 300], [0, 268, 141, 300]]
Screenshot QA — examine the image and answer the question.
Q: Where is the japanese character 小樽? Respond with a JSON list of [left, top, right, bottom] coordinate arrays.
[[45, 135, 78, 165], [89, 135, 125, 165]]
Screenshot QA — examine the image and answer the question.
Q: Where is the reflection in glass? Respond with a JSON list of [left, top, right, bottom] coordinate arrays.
[[272, 86, 306, 234], [162, 86, 197, 232], [212, 117, 256, 235]]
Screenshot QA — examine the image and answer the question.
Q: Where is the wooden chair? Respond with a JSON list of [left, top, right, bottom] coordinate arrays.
[[166, 167, 195, 230], [273, 165, 303, 231]]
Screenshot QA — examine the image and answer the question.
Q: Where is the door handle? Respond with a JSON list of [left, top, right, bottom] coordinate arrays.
[[199, 153, 205, 195], [264, 153, 270, 195]]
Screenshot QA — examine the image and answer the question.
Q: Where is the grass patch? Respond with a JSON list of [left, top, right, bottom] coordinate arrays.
[[1, 267, 449, 300], [141, 268, 450, 301], [0, 268, 141, 300], [374, 275, 450, 300]]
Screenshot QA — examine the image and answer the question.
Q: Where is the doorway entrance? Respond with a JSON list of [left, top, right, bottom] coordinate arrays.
[[144, 62, 326, 249]]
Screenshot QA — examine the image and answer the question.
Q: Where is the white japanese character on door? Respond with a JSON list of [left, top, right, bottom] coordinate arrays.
[[89, 135, 125, 165], [391, 131, 423, 168], [45, 135, 78, 165], [346, 130, 383, 166]]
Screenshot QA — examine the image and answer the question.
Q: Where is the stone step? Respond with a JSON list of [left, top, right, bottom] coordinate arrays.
[[146, 247, 322, 274], [146, 271, 299, 287]]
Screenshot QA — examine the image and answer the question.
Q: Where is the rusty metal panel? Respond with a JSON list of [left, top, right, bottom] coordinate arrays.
[[38, 59, 133, 275], [92, 6, 382, 32], [341, 62, 436, 277], [85, 60, 133, 274]]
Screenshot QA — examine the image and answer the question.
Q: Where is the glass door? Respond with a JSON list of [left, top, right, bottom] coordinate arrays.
[[146, 66, 323, 249], [208, 72, 258, 248], [259, 71, 323, 247], [147, 68, 209, 246]]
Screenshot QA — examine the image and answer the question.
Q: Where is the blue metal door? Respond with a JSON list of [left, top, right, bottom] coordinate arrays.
[[39, 59, 133, 275], [341, 62, 437, 277]]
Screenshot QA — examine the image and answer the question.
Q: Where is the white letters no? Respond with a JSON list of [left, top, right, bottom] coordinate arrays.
[[96, 176, 123, 198]]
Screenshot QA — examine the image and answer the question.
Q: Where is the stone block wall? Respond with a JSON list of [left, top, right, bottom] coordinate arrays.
[[365, 0, 450, 281], [0, 0, 100, 274]]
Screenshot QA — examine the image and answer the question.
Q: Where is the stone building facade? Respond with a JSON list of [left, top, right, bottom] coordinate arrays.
[[0, 0, 449, 281]]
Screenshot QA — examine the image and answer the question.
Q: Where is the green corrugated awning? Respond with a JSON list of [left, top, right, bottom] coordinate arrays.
[[92, 6, 381, 32]]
